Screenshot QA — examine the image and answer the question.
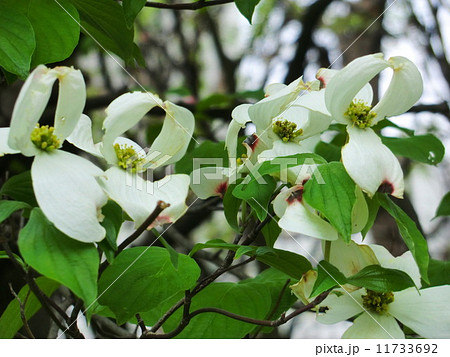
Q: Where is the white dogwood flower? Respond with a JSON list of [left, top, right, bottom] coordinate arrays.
[[225, 77, 330, 166], [323, 53, 423, 198], [68, 92, 195, 228], [314, 243, 450, 338], [0, 65, 108, 243]]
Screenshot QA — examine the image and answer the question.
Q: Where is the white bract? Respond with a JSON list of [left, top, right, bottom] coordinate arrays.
[[321, 53, 423, 198], [304, 242, 450, 338], [192, 78, 330, 202], [0, 65, 108, 243], [226, 77, 330, 166], [68, 92, 195, 228]]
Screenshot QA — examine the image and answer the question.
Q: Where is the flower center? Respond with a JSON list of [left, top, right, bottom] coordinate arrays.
[[114, 143, 144, 171], [30, 125, 60, 152], [272, 119, 303, 142], [362, 290, 394, 314], [345, 100, 376, 129]]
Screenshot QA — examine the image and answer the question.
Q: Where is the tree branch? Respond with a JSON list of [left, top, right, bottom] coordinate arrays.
[[8, 283, 35, 339], [98, 201, 170, 276], [117, 201, 170, 254], [146, 218, 268, 335], [145, 291, 329, 338], [252, 278, 291, 337], [284, 0, 335, 84], [408, 102, 450, 119], [144, 0, 234, 10], [0, 238, 83, 338]]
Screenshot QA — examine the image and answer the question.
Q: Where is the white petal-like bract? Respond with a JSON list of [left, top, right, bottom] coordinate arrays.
[[342, 126, 404, 198], [0, 128, 20, 156], [390, 286, 450, 338], [32, 150, 107, 243], [8, 65, 58, 156], [145, 101, 195, 169], [342, 312, 404, 339], [102, 92, 163, 164], [52, 67, 86, 142]]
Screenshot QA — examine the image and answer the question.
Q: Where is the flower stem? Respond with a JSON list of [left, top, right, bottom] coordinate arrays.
[[324, 240, 331, 262]]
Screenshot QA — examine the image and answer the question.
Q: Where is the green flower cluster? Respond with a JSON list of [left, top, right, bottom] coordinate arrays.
[[272, 119, 303, 142], [30, 125, 60, 152]]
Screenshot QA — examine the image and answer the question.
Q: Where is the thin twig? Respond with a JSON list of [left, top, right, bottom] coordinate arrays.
[[117, 201, 170, 253], [0, 239, 81, 338], [145, 291, 329, 338], [91, 315, 135, 338], [68, 299, 84, 327], [99, 201, 169, 275], [8, 284, 35, 339], [251, 279, 291, 337], [145, 0, 234, 10], [136, 314, 148, 335]]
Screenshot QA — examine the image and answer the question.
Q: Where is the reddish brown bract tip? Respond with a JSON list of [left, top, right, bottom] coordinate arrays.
[[244, 134, 259, 152], [317, 76, 326, 89], [286, 188, 304, 204], [215, 181, 228, 198], [378, 180, 394, 195]]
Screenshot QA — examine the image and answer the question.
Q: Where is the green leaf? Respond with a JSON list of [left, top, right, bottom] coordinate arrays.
[[376, 193, 429, 283], [27, 0, 80, 66], [435, 191, 450, 218], [223, 179, 243, 232], [303, 162, 356, 242], [381, 134, 445, 165], [189, 239, 239, 257], [255, 248, 312, 280], [0, 250, 26, 269], [347, 265, 416, 292], [98, 247, 200, 324], [261, 218, 281, 248], [235, 246, 255, 259], [189, 240, 311, 279], [155, 232, 180, 270], [0, 171, 37, 207], [18, 208, 99, 305], [69, 0, 135, 64], [314, 141, 341, 162], [361, 195, 380, 238], [373, 119, 415, 136], [232, 174, 276, 221], [175, 140, 229, 175], [165, 281, 272, 338], [101, 200, 123, 250], [310, 261, 347, 297], [425, 259, 450, 287], [0, 277, 60, 339], [235, 0, 261, 24], [99, 200, 123, 263], [0, 200, 30, 224], [0, 4, 35, 77], [1, 68, 18, 84], [122, 0, 147, 28], [256, 153, 326, 177]]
